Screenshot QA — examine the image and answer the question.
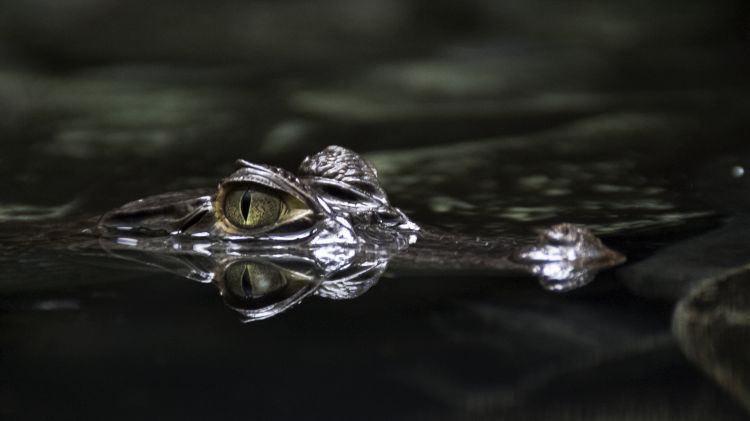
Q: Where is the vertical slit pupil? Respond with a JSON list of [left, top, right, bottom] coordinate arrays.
[[240, 190, 252, 222], [241, 265, 253, 299]]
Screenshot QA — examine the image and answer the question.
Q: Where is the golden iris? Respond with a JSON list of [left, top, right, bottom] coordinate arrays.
[[224, 188, 286, 229]]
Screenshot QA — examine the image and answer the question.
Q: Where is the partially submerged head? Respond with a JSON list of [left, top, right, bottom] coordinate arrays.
[[98, 146, 418, 249], [95, 146, 625, 320]]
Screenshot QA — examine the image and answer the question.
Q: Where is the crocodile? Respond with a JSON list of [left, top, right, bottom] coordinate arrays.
[[85, 145, 750, 413], [94, 145, 625, 321]]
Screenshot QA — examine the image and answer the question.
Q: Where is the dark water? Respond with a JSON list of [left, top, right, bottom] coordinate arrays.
[[2, 1, 750, 419]]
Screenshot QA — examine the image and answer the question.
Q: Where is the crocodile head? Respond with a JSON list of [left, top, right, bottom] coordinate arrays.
[[98, 145, 419, 253], [96, 147, 412, 321]]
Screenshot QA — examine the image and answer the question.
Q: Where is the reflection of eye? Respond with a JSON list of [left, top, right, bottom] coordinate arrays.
[[222, 261, 315, 311], [225, 262, 287, 299], [224, 189, 287, 229], [219, 184, 311, 231]]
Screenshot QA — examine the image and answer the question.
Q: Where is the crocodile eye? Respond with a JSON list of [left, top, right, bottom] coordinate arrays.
[[217, 183, 312, 232], [224, 188, 286, 229]]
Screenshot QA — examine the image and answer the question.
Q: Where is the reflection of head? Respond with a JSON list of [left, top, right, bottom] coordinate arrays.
[[97, 223, 392, 322], [215, 255, 389, 322], [314, 261, 388, 300]]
